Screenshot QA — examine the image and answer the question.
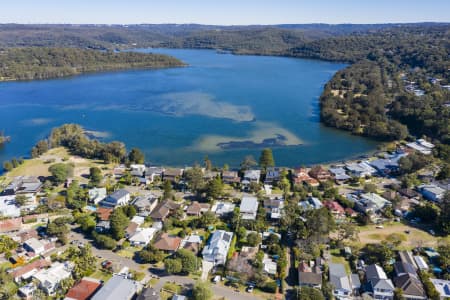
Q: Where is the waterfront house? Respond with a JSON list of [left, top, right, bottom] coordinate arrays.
[[264, 167, 282, 184], [242, 170, 261, 185], [202, 230, 233, 266], [221, 171, 240, 184], [91, 274, 142, 300], [88, 187, 107, 205], [309, 165, 331, 181], [293, 168, 319, 187], [345, 162, 377, 178], [130, 164, 146, 177], [365, 264, 395, 300], [100, 189, 130, 208], [145, 166, 164, 183], [163, 168, 184, 182], [329, 167, 351, 182], [240, 196, 259, 220], [406, 139, 435, 155]]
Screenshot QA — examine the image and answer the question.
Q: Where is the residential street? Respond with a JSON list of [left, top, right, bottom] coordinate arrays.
[[68, 229, 263, 300]]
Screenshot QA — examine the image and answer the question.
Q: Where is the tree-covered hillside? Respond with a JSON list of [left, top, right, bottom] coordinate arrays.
[[0, 47, 185, 81]]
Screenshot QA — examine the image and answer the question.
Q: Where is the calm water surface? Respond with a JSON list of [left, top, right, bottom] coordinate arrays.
[[0, 49, 378, 168]]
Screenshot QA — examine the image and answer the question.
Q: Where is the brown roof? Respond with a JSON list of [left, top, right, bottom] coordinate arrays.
[[126, 222, 139, 236], [299, 271, 322, 285], [153, 233, 182, 251], [183, 242, 200, 254], [0, 217, 22, 233], [65, 277, 102, 300], [17, 229, 39, 242], [11, 259, 50, 279], [186, 201, 210, 215], [150, 200, 179, 220], [97, 207, 113, 221]]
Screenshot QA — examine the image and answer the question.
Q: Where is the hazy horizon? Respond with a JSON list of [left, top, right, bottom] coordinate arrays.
[[2, 0, 449, 25]]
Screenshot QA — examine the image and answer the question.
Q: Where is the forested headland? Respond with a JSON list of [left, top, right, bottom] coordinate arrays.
[[0, 47, 185, 81]]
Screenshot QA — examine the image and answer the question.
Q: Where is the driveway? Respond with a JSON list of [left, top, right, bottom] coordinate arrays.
[[201, 259, 213, 281]]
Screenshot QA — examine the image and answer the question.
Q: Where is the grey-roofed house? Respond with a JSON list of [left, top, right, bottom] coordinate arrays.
[[221, 171, 240, 184], [393, 262, 426, 300], [329, 263, 352, 299], [202, 230, 233, 266], [365, 264, 395, 300], [132, 194, 158, 216], [211, 201, 235, 216], [91, 274, 142, 300], [299, 197, 323, 210], [345, 162, 376, 178], [242, 170, 261, 184], [240, 196, 259, 220], [137, 287, 160, 300], [298, 270, 322, 289], [352, 193, 391, 215], [418, 184, 446, 203], [329, 167, 351, 182], [100, 189, 131, 208]]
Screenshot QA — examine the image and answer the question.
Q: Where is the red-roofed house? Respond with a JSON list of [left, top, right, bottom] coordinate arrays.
[[323, 201, 346, 221], [293, 168, 319, 187], [345, 208, 358, 217], [10, 258, 51, 283], [64, 277, 102, 300], [0, 217, 22, 233], [96, 207, 113, 221]]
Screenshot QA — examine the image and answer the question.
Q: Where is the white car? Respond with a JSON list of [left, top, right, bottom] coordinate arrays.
[[246, 286, 254, 293], [375, 225, 384, 229]]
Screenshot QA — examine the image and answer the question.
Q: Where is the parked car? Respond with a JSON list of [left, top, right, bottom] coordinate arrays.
[[246, 285, 254, 293]]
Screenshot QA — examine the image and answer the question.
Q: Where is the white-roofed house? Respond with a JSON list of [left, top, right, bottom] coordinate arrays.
[[88, 187, 107, 205], [128, 228, 158, 247], [33, 261, 73, 295], [100, 189, 130, 208], [418, 184, 446, 203], [240, 196, 259, 220], [211, 201, 235, 217], [202, 230, 233, 266]]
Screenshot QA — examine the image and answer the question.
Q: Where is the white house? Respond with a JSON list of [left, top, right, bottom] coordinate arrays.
[[0, 195, 21, 218], [101, 189, 130, 208], [130, 164, 146, 177], [365, 264, 395, 300], [263, 254, 277, 275], [243, 170, 261, 184], [240, 196, 259, 220], [299, 197, 323, 210], [202, 230, 233, 266], [33, 261, 73, 295], [23, 238, 45, 256], [88, 187, 107, 204], [406, 139, 435, 155], [345, 162, 377, 178], [211, 201, 235, 216], [128, 228, 158, 246]]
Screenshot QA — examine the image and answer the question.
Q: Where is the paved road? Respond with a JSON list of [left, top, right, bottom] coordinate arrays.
[[69, 229, 263, 300]]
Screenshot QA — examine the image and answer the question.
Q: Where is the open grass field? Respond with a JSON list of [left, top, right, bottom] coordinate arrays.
[[357, 222, 448, 249], [2, 147, 114, 184]]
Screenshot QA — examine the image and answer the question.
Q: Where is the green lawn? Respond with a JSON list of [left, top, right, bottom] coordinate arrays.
[[330, 255, 352, 274], [90, 269, 113, 282], [162, 282, 183, 294]]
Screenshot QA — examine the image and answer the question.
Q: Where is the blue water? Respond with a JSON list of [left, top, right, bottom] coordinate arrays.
[[0, 49, 378, 168]]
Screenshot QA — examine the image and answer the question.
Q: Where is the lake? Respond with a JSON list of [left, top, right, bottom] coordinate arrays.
[[0, 48, 378, 168]]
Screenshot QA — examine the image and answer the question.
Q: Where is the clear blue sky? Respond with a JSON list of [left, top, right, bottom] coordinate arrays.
[[2, 0, 449, 25]]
